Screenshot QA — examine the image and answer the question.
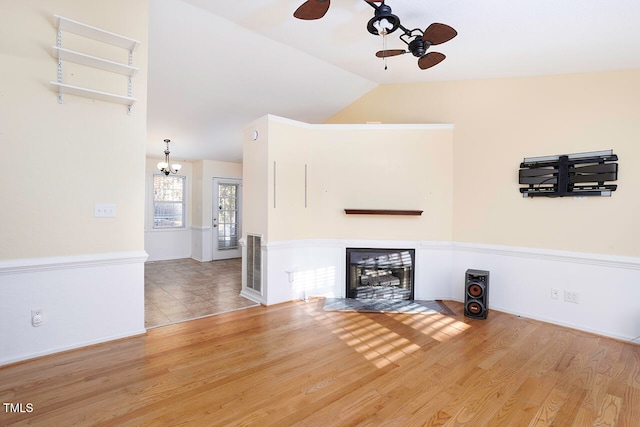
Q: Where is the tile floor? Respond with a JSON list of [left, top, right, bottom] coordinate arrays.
[[144, 257, 258, 328]]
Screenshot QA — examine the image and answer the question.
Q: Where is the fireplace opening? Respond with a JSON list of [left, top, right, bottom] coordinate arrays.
[[346, 248, 415, 300]]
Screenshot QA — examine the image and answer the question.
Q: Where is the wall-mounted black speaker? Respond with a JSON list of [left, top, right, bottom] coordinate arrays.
[[464, 269, 490, 319]]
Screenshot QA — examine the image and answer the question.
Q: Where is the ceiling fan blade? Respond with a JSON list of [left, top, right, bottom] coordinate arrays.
[[294, 0, 330, 20], [376, 49, 407, 58], [418, 52, 446, 70], [422, 23, 457, 45]]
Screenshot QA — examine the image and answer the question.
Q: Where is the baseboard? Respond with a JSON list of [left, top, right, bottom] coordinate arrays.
[[0, 329, 147, 367], [240, 289, 266, 305], [452, 297, 639, 344]]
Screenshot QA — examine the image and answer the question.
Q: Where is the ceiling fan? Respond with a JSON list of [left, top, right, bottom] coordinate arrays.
[[293, 0, 457, 70]]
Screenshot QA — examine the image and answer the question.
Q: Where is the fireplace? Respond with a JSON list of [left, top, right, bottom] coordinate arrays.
[[346, 248, 415, 300]]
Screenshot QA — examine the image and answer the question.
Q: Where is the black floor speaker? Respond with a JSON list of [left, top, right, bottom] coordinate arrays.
[[464, 269, 490, 319]]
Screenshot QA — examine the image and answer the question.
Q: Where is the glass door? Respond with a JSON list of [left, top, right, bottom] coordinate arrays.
[[212, 177, 242, 260]]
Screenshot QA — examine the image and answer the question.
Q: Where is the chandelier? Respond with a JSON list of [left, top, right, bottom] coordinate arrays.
[[157, 139, 182, 175]]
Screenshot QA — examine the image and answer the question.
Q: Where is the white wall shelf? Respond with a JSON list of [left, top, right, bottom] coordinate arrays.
[[52, 46, 139, 77], [52, 14, 140, 111], [49, 82, 137, 106], [54, 15, 140, 52]]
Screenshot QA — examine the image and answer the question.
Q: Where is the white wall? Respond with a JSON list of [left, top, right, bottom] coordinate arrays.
[[0, 0, 149, 365], [144, 228, 192, 261], [0, 253, 147, 366], [451, 243, 640, 342], [261, 239, 640, 343]]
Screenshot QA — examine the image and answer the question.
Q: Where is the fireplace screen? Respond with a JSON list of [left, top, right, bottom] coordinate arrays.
[[346, 248, 415, 300]]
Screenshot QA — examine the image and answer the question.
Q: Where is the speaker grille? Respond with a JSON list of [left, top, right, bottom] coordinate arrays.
[[467, 282, 485, 298], [464, 269, 489, 319], [465, 300, 485, 315]]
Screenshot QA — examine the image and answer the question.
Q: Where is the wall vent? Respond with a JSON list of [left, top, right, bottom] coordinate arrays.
[[246, 234, 262, 293]]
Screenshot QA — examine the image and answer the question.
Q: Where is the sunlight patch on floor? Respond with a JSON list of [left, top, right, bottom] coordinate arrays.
[[309, 300, 470, 369]]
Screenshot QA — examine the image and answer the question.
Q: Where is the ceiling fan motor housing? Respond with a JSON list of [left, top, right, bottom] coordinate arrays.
[[408, 37, 429, 57]]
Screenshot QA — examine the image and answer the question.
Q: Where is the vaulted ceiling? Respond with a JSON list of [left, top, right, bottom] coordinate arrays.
[[146, 0, 640, 163]]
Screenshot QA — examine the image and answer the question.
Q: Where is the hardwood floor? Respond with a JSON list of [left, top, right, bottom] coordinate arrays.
[[1, 300, 638, 426]]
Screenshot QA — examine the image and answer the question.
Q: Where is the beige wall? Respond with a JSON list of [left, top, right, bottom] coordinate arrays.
[[242, 116, 271, 240], [198, 160, 243, 229], [192, 160, 204, 226], [327, 70, 640, 257], [244, 116, 454, 243], [1, 0, 149, 260]]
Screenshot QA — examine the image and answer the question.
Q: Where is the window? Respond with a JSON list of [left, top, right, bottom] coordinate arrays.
[[153, 174, 186, 228]]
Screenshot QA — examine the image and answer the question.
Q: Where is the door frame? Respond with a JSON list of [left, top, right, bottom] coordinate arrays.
[[212, 177, 242, 260]]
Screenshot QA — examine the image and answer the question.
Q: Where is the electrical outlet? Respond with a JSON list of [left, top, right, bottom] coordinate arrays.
[[31, 309, 43, 327], [564, 290, 580, 304], [551, 288, 559, 299]]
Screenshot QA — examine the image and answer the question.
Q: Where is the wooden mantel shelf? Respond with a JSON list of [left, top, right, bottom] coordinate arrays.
[[344, 209, 423, 216]]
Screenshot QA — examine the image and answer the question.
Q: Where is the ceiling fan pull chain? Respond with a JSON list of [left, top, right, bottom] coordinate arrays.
[[382, 33, 388, 70]]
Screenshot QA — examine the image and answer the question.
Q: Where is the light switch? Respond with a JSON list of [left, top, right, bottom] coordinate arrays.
[[94, 203, 116, 218]]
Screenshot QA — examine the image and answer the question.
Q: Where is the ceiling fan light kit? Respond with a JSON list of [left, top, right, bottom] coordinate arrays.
[[293, 0, 457, 70], [367, 4, 400, 36]]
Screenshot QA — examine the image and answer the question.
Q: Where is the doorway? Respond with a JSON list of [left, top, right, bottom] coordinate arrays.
[[212, 177, 242, 260], [144, 258, 258, 328]]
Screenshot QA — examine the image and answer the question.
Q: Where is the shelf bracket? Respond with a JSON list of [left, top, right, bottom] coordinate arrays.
[[127, 50, 133, 115], [56, 28, 63, 104]]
